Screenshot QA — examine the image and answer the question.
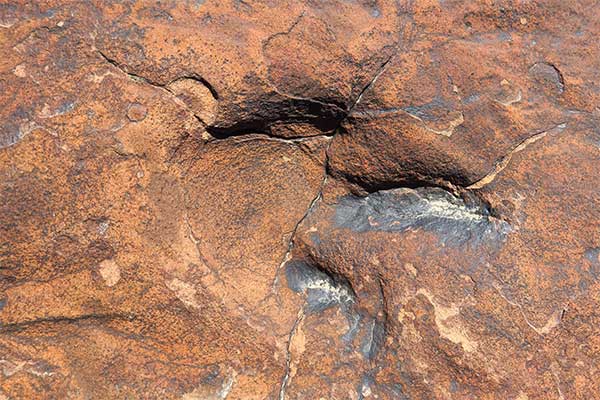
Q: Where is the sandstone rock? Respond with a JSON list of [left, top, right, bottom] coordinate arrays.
[[1, 1, 599, 399]]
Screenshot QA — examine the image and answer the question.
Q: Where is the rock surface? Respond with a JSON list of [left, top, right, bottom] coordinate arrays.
[[1, 1, 599, 399]]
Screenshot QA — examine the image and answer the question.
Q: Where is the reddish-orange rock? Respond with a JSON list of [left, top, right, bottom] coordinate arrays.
[[1, 1, 599, 399]]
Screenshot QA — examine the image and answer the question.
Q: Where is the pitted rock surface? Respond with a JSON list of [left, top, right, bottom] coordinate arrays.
[[1, 1, 600, 399]]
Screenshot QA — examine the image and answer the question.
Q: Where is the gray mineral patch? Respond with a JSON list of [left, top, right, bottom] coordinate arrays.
[[334, 187, 509, 246], [360, 319, 385, 360], [285, 260, 354, 312]]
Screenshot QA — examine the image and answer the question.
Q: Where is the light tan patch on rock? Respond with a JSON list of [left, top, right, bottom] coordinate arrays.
[[515, 391, 529, 400], [417, 289, 478, 352], [406, 110, 464, 137], [13, 64, 26, 78], [167, 278, 200, 309], [0, 359, 54, 378], [404, 262, 417, 276], [98, 259, 121, 287], [289, 319, 306, 379]]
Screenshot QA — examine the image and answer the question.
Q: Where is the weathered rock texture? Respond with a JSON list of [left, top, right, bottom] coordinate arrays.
[[1, 1, 599, 399]]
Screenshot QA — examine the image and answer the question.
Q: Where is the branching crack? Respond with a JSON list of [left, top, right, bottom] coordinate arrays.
[[271, 50, 399, 289]]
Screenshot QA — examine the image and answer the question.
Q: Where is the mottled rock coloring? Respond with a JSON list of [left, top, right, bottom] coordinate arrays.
[[1, 1, 599, 399]]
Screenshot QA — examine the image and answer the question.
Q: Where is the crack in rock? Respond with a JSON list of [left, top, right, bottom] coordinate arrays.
[[493, 283, 564, 337], [278, 308, 305, 400], [97, 50, 217, 127], [469, 123, 567, 189], [271, 168, 329, 292], [349, 53, 395, 112], [97, 50, 218, 99]]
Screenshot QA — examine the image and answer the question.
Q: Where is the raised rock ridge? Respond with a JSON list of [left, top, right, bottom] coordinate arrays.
[[1, 1, 599, 399]]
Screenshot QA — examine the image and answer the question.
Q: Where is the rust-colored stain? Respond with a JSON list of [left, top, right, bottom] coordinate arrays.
[[1, 1, 599, 399]]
